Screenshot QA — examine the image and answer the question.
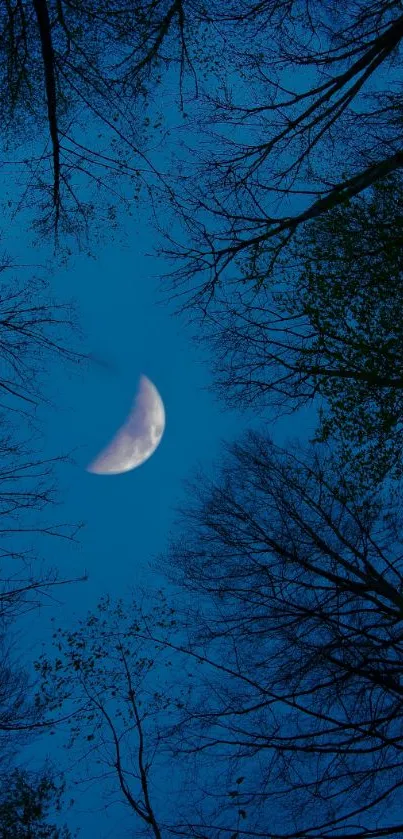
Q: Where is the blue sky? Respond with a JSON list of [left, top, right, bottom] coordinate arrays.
[[37, 236, 252, 612], [0, 12, 397, 836], [0, 64, 322, 839], [12, 208, 317, 836], [26, 217, 317, 628]]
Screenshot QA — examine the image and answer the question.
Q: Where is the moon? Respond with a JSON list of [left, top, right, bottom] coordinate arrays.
[[86, 375, 165, 475]]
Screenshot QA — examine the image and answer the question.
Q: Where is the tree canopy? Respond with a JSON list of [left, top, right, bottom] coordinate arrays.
[[1, 0, 403, 255], [0, 0, 198, 248], [197, 172, 403, 485], [38, 430, 403, 839], [156, 431, 403, 839], [0, 768, 73, 838], [2, 1, 403, 837], [159, 0, 403, 308]]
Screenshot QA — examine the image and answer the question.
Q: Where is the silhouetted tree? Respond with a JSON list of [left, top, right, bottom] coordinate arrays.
[[0, 767, 73, 838], [0, 262, 84, 412], [36, 593, 193, 838], [39, 430, 403, 838], [194, 172, 403, 486], [0, 636, 44, 778], [0, 269, 85, 620], [0, 0, 198, 247], [153, 431, 403, 839], [0, 439, 84, 777], [0, 260, 85, 773], [159, 0, 403, 311], [2, 2, 403, 255]]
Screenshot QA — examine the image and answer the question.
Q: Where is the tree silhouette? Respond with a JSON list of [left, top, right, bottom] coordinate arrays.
[[39, 431, 403, 838], [2, 2, 403, 254], [0, 257, 85, 794], [158, 0, 403, 310], [0, 262, 85, 620], [0, 0, 195, 247], [195, 172, 403, 486], [154, 431, 403, 839], [0, 767, 73, 838], [0, 262, 84, 411], [36, 593, 193, 838]]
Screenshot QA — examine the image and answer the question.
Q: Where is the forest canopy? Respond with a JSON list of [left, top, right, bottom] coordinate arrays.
[[0, 1, 402, 838]]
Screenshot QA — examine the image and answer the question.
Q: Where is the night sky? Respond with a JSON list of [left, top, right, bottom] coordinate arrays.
[[10, 208, 317, 836], [0, 52, 323, 839], [0, 4, 400, 837]]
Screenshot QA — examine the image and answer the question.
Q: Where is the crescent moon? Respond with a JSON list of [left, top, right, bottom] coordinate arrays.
[[86, 375, 165, 475]]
